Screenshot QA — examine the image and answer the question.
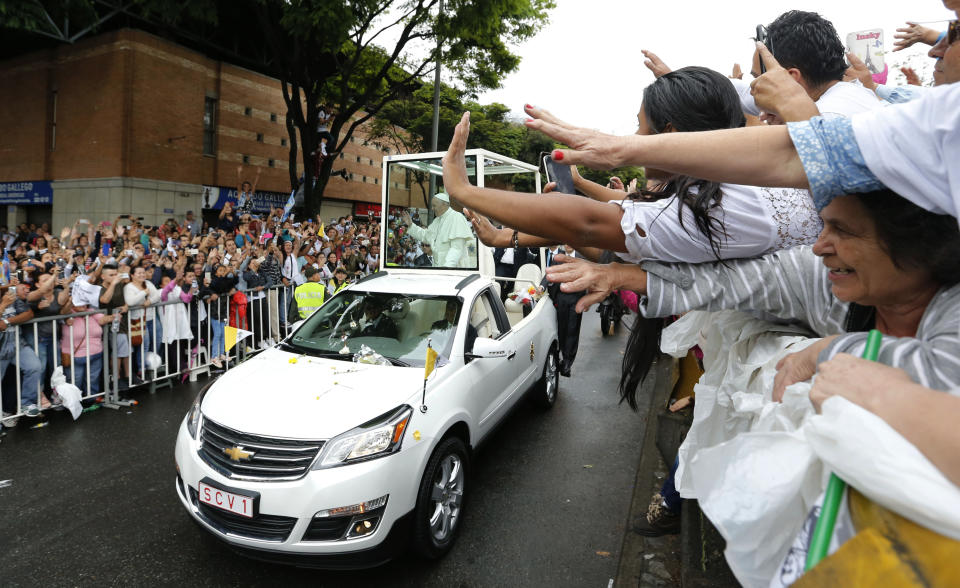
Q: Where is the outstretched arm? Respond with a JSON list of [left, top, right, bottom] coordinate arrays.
[[251, 167, 261, 194], [463, 209, 603, 262], [524, 107, 808, 190], [441, 113, 628, 253], [571, 167, 630, 202]]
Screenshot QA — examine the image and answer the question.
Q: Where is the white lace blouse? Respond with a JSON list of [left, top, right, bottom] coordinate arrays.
[[614, 184, 822, 264]]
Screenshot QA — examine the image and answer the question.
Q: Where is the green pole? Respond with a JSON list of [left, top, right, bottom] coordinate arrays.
[[805, 329, 883, 571]]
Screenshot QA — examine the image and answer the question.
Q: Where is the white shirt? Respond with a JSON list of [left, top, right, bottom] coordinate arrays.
[[615, 184, 821, 264], [124, 281, 161, 321], [731, 79, 882, 118], [851, 83, 960, 218], [281, 254, 303, 285]]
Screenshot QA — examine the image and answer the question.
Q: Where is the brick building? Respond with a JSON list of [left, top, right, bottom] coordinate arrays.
[[0, 28, 408, 231]]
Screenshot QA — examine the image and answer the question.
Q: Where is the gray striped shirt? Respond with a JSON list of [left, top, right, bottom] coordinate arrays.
[[640, 246, 960, 392]]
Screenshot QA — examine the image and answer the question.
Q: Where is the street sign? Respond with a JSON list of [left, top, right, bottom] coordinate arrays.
[[0, 181, 53, 205]]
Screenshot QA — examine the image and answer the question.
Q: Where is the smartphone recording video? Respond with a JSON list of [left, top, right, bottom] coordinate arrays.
[[542, 155, 576, 195]]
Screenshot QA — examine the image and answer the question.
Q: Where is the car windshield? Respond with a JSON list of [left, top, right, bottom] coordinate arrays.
[[287, 291, 462, 366]]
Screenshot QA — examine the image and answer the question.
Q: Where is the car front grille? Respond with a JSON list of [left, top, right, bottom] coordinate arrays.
[[190, 488, 297, 542], [198, 417, 325, 481]]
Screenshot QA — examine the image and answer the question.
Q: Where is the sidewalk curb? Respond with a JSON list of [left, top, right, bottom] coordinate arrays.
[[614, 353, 676, 587]]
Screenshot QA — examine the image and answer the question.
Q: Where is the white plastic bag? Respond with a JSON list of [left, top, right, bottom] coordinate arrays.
[[806, 396, 960, 541], [690, 431, 825, 587], [663, 311, 819, 496], [50, 366, 83, 420]]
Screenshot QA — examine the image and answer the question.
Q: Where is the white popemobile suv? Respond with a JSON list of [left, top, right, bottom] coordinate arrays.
[[174, 150, 560, 567]]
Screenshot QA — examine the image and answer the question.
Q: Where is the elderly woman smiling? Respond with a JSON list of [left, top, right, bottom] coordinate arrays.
[[545, 190, 960, 403]]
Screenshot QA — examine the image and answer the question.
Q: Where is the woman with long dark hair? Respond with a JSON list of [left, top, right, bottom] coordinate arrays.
[[458, 66, 821, 405]]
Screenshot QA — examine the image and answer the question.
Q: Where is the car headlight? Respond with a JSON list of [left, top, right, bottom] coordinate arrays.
[[314, 405, 413, 469], [185, 382, 213, 439]]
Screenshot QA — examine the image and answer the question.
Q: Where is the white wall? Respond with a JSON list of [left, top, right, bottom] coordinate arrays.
[[51, 177, 204, 232], [318, 199, 354, 225]]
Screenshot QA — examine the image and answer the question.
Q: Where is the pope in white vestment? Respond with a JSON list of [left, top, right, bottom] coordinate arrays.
[[402, 192, 475, 268]]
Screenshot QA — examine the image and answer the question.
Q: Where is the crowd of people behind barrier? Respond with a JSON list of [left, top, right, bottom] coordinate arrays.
[[438, 5, 960, 585], [0, 196, 386, 428]]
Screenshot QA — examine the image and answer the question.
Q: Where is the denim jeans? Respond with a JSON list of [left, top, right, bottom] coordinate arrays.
[[0, 346, 42, 408], [66, 352, 103, 396], [23, 333, 54, 398], [211, 319, 225, 358], [278, 286, 292, 327], [660, 457, 682, 514], [153, 318, 163, 352], [132, 319, 153, 376]]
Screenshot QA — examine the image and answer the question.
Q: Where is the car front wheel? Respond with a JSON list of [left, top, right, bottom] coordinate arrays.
[[412, 436, 469, 560], [531, 343, 559, 409]]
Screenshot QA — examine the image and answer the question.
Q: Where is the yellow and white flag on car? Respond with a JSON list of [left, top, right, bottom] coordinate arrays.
[[424, 341, 438, 380], [224, 326, 253, 352]]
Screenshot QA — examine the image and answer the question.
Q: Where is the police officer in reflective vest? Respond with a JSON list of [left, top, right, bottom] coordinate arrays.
[[293, 266, 326, 319], [328, 266, 350, 296]]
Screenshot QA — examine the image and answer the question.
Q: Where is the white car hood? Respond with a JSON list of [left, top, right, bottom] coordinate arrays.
[[201, 347, 423, 440]]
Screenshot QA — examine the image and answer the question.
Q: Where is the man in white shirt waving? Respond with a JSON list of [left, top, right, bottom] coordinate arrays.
[[401, 193, 475, 268]]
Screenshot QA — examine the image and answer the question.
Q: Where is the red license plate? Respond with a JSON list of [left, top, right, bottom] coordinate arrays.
[[198, 481, 256, 518]]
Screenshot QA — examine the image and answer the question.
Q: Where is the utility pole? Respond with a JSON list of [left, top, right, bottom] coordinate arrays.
[[428, 0, 444, 215], [430, 0, 443, 152]]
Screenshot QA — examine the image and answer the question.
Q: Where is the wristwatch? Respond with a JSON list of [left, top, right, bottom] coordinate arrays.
[[0, 318, 9, 329]]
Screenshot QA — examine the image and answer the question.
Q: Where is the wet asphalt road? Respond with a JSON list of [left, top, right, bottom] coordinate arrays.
[[0, 311, 648, 587]]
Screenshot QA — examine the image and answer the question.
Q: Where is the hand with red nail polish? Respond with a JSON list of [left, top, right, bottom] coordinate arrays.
[[524, 106, 625, 169]]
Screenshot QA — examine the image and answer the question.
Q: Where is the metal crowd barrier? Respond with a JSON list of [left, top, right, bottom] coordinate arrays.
[[0, 283, 300, 427]]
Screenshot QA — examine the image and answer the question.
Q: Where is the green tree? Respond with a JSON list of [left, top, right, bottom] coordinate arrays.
[[0, 1, 218, 42], [255, 0, 554, 216], [367, 82, 556, 192]]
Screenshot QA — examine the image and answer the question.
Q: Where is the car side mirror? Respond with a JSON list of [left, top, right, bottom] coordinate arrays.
[[467, 337, 514, 359]]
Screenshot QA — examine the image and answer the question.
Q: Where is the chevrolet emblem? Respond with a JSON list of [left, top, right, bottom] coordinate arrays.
[[224, 445, 255, 461]]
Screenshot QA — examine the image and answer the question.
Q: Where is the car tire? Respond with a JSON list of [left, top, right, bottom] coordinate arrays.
[[531, 343, 559, 409], [412, 436, 469, 560]]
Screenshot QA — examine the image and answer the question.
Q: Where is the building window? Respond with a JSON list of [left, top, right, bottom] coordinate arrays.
[[242, 155, 250, 164], [244, 106, 252, 116], [256, 133, 264, 143], [281, 138, 287, 147], [356, 155, 362, 163], [339, 153, 345, 159], [374, 177, 379, 185], [203, 97, 217, 156], [268, 159, 275, 168], [270, 113, 277, 122]]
